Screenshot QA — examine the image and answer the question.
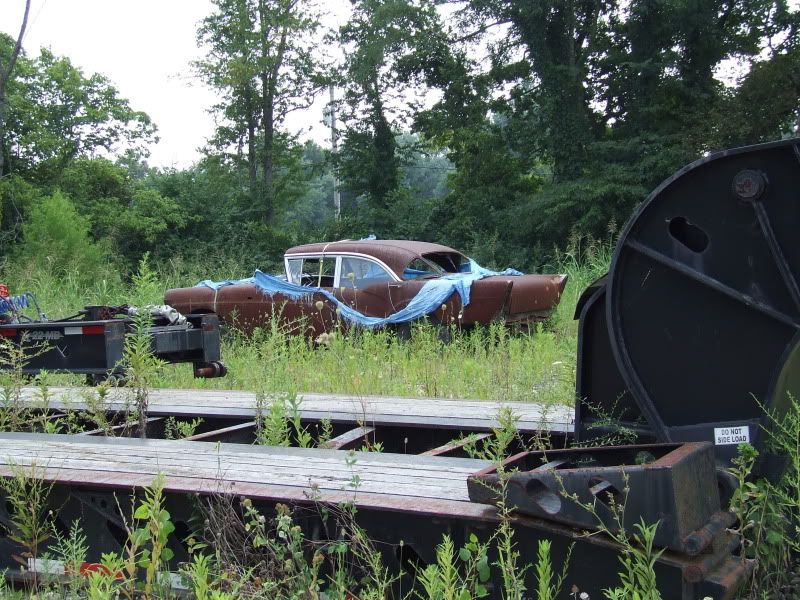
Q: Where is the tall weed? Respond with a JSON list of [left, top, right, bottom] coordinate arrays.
[[727, 394, 800, 598]]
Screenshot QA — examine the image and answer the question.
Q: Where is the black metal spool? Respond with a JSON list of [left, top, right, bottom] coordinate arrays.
[[575, 277, 654, 443], [578, 138, 800, 478]]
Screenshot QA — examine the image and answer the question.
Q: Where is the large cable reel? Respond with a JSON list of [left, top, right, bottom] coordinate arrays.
[[577, 138, 800, 479]]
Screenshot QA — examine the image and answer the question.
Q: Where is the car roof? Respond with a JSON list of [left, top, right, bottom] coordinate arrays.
[[285, 240, 465, 278]]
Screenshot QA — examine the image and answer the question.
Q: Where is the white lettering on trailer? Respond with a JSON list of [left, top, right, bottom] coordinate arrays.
[[713, 425, 750, 445], [26, 330, 63, 341]]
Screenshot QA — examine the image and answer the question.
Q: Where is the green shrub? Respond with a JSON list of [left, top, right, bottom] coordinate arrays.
[[15, 190, 111, 282]]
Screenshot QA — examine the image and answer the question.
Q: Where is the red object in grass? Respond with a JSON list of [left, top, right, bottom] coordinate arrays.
[[77, 562, 124, 580]]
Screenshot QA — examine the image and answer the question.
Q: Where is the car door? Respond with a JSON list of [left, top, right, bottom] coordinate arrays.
[[335, 256, 396, 317]]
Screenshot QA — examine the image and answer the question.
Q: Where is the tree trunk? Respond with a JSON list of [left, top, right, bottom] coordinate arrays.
[[513, 0, 598, 182], [367, 73, 397, 207], [0, 0, 31, 178], [260, 21, 287, 224], [244, 85, 258, 194], [262, 82, 274, 223]]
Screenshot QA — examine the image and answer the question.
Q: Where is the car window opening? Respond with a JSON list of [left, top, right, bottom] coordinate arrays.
[[423, 252, 470, 273], [288, 257, 336, 287], [403, 253, 470, 280]]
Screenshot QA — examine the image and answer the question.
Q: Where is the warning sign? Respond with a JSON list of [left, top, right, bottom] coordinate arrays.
[[713, 426, 750, 446]]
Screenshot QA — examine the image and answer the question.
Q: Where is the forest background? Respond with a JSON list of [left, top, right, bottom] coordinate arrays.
[[0, 0, 799, 289]]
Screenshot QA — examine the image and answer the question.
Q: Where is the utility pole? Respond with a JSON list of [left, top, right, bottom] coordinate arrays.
[[329, 84, 341, 220]]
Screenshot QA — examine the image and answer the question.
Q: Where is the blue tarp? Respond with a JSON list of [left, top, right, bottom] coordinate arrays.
[[0, 294, 29, 315], [466, 258, 523, 278], [195, 259, 522, 328]]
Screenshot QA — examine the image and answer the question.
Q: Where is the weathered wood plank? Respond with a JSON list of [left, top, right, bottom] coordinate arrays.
[[319, 426, 376, 450], [184, 421, 257, 442], [79, 417, 164, 437], [0, 446, 477, 485], [17, 387, 575, 433], [421, 432, 493, 457], [0, 434, 492, 510]]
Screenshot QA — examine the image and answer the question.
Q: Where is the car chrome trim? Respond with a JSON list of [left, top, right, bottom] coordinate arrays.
[[283, 252, 402, 284]]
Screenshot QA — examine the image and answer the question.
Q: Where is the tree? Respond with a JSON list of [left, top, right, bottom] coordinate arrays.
[[0, 40, 156, 181], [50, 157, 186, 264], [0, 0, 30, 178], [16, 191, 107, 281], [463, 0, 607, 182], [336, 0, 449, 218], [407, 0, 800, 264], [197, 0, 323, 223]]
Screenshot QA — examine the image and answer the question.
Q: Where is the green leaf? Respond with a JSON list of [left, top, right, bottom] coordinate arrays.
[[477, 556, 490, 581], [458, 547, 471, 562], [131, 528, 149, 546], [133, 504, 150, 520], [766, 529, 783, 545]]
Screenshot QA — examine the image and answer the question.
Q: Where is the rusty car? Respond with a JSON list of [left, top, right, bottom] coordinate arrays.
[[164, 239, 567, 336]]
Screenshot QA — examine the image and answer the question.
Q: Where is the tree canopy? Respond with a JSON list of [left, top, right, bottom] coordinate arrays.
[[0, 0, 797, 276]]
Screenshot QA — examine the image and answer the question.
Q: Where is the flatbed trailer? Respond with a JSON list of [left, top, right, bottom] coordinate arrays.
[[0, 387, 750, 597], [0, 310, 225, 381], [0, 434, 750, 599]]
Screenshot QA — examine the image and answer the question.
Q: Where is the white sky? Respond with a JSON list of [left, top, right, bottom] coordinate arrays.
[[2, 0, 346, 169]]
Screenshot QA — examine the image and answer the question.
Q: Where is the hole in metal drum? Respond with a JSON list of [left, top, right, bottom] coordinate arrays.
[[668, 216, 709, 253]]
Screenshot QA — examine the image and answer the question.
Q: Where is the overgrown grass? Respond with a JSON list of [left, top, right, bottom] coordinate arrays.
[[0, 236, 613, 405], [727, 395, 800, 599], [157, 321, 575, 405]]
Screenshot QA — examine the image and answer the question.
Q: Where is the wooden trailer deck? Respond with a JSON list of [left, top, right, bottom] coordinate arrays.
[[0, 433, 753, 600], [18, 387, 575, 433], [0, 433, 495, 518]]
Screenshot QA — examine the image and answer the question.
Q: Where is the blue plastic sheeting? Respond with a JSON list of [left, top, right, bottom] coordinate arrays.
[[254, 270, 475, 327], [402, 267, 431, 280], [0, 294, 29, 314], [467, 258, 523, 277], [195, 259, 522, 328]]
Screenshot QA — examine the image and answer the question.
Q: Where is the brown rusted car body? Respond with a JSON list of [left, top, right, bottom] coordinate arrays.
[[164, 240, 567, 336]]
